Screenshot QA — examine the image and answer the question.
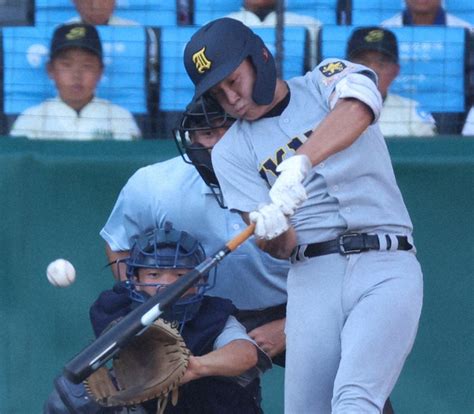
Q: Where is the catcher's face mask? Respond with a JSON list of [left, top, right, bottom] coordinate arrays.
[[123, 223, 215, 327]]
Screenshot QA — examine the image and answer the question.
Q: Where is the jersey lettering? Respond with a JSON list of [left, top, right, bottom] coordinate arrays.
[[258, 131, 312, 184]]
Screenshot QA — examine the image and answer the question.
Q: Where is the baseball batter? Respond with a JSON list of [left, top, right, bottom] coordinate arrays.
[[184, 18, 423, 413]]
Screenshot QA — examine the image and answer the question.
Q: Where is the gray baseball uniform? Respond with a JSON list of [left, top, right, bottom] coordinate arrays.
[[212, 58, 423, 413]]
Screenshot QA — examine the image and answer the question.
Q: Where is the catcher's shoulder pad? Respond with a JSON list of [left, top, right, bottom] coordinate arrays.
[[84, 318, 190, 413]]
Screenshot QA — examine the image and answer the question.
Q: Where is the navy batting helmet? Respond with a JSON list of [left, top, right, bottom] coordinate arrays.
[[184, 17, 277, 105]]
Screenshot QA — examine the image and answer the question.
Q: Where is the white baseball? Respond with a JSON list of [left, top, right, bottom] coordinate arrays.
[[46, 259, 76, 287]]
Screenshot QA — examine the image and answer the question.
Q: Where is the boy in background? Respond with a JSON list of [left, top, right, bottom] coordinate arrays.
[[10, 23, 141, 140]]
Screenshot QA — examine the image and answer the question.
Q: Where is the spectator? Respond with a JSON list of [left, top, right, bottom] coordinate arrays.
[[347, 26, 437, 137], [10, 23, 141, 140], [382, 0, 472, 28], [226, 0, 321, 68], [69, 0, 139, 26], [462, 106, 474, 135]]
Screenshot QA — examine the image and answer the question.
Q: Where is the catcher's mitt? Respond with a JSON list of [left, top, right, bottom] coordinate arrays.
[[84, 318, 190, 414]]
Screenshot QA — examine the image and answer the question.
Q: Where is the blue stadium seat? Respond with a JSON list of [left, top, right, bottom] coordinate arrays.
[[350, 0, 402, 26], [159, 25, 309, 112], [320, 25, 467, 113], [35, 0, 76, 26], [193, 0, 241, 25], [2, 25, 153, 116], [35, 0, 177, 27], [286, 0, 341, 25], [254, 26, 309, 78], [193, 0, 341, 26], [447, 0, 474, 25]]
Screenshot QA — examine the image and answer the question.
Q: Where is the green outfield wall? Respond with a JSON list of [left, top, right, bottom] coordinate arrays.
[[0, 137, 472, 414]]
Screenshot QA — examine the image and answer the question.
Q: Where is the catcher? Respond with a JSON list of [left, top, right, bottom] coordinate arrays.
[[44, 223, 270, 414]]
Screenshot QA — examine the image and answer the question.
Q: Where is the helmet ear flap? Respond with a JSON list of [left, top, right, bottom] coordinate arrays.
[[250, 35, 277, 105]]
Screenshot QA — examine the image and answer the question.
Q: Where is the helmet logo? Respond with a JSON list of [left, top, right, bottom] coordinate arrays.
[[192, 47, 212, 74]]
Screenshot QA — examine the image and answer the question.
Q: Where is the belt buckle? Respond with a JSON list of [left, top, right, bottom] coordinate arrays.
[[338, 233, 362, 255]]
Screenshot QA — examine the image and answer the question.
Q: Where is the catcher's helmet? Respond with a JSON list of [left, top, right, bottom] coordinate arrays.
[[173, 96, 234, 208], [125, 222, 213, 326], [184, 17, 277, 105]]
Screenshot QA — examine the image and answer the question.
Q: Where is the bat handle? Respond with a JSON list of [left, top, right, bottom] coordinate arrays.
[[227, 223, 255, 251]]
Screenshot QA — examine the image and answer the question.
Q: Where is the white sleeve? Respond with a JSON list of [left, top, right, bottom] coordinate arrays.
[[111, 106, 142, 140], [213, 315, 272, 386], [462, 108, 474, 136], [213, 315, 254, 350], [9, 109, 39, 138], [329, 72, 383, 123], [311, 58, 382, 123]]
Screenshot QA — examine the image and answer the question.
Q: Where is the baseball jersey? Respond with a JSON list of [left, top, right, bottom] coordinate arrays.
[[100, 157, 288, 310], [212, 58, 414, 245], [380, 93, 437, 137], [226, 9, 321, 68], [10, 96, 141, 140], [462, 106, 474, 136]]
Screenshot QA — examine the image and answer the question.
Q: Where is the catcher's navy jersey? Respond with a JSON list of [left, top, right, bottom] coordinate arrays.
[[101, 157, 288, 310], [212, 58, 413, 245]]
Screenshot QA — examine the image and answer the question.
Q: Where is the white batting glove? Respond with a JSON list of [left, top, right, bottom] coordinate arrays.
[[269, 154, 312, 215], [249, 204, 290, 240]]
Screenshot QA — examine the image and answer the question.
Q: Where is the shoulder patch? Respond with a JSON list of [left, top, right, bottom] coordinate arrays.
[[319, 61, 347, 77]]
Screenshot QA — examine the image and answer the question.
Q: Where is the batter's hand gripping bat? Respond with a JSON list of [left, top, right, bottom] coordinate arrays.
[[63, 223, 256, 384]]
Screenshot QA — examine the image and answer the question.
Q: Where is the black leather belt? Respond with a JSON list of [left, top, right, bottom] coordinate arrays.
[[292, 233, 413, 262]]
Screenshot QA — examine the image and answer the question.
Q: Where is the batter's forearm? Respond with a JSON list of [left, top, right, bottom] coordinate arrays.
[[297, 98, 373, 166], [255, 228, 297, 259]]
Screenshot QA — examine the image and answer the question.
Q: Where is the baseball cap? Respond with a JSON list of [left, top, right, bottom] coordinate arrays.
[[50, 23, 103, 60], [346, 27, 398, 63]]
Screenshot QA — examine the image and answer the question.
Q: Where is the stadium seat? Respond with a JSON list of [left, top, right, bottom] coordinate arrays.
[[350, 0, 402, 26], [0, 25, 159, 136], [193, 0, 345, 25], [192, 0, 241, 25], [447, 0, 474, 25], [35, 0, 178, 27], [320, 26, 467, 123], [286, 0, 346, 25], [159, 25, 309, 113]]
